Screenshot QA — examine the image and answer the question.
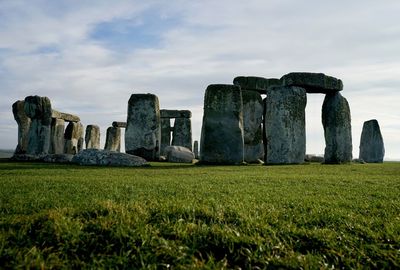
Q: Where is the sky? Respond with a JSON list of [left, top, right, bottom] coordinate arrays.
[[0, 0, 399, 160]]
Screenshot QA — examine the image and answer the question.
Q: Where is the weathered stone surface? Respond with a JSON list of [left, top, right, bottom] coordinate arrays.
[[64, 122, 84, 155], [50, 118, 65, 154], [85, 125, 100, 149], [164, 146, 195, 163], [359, 119, 384, 163], [160, 110, 191, 119], [265, 86, 307, 164], [12, 100, 31, 154], [193, 140, 199, 159], [104, 127, 121, 152], [11, 153, 43, 161], [160, 118, 171, 155], [242, 90, 264, 163], [305, 154, 324, 163], [322, 92, 352, 163], [233, 76, 281, 94], [43, 154, 74, 163], [72, 149, 148, 167], [172, 117, 192, 150], [281, 72, 343, 94], [24, 95, 52, 155], [352, 158, 366, 164], [51, 110, 80, 122], [200, 84, 244, 164], [125, 94, 161, 161], [112, 121, 127, 128]]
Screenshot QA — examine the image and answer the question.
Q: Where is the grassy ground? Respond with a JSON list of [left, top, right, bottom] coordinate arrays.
[[0, 160, 399, 269]]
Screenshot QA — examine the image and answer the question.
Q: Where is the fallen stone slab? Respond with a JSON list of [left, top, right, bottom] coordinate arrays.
[[160, 110, 192, 119], [51, 110, 80, 122], [304, 154, 324, 163], [233, 76, 281, 94], [281, 72, 343, 94], [164, 146, 195, 163], [112, 121, 127, 128], [43, 154, 74, 163], [11, 154, 43, 161], [72, 149, 148, 167]]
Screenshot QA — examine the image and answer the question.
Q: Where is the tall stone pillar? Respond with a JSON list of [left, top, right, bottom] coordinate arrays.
[[322, 92, 352, 163], [265, 86, 307, 164], [125, 94, 161, 161], [160, 118, 171, 156], [12, 100, 31, 154], [193, 140, 199, 159], [200, 84, 244, 164], [104, 127, 121, 152], [172, 118, 192, 150], [24, 96, 52, 155], [359, 119, 384, 163], [50, 118, 65, 154], [64, 122, 84, 155], [85, 125, 101, 149]]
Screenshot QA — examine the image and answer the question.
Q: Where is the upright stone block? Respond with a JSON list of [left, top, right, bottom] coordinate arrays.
[[85, 125, 100, 149], [24, 95, 52, 155], [160, 118, 171, 156], [125, 94, 161, 161], [64, 122, 84, 155], [322, 92, 352, 163], [104, 127, 121, 152], [172, 117, 192, 150], [193, 140, 199, 159], [200, 84, 244, 164], [265, 86, 307, 164], [50, 118, 65, 154], [242, 90, 264, 163], [359, 119, 384, 163], [12, 100, 31, 154]]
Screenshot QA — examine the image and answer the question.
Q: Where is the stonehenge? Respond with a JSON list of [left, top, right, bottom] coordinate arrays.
[[359, 119, 384, 163], [50, 118, 65, 154], [85, 125, 100, 149], [200, 84, 244, 164], [12, 100, 31, 154], [104, 127, 121, 152], [64, 122, 84, 155]]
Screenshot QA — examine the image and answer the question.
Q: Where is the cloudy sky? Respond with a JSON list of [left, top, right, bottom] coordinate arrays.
[[1, 0, 399, 159]]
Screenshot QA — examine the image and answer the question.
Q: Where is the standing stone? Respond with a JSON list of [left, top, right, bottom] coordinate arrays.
[[281, 72, 343, 94], [322, 92, 352, 163], [172, 117, 192, 150], [265, 86, 307, 164], [24, 96, 52, 155], [125, 94, 161, 161], [160, 118, 171, 156], [85, 125, 101, 149], [12, 100, 31, 154], [50, 118, 65, 154], [200, 84, 244, 164], [359, 119, 384, 163], [64, 122, 84, 155], [104, 127, 121, 152], [242, 90, 264, 163], [193, 140, 199, 159]]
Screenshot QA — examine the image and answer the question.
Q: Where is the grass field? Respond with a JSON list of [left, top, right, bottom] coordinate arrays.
[[0, 160, 399, 269]]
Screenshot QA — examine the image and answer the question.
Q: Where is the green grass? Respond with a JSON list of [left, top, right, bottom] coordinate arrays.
[[0, 161, 399, 269]]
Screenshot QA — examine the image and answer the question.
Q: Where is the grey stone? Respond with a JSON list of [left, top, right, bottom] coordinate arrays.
[[305, 154, 324, 163], [51, 110, 80, 122], [242, 90, 264, 163], [233, 76, 281, 94], [43, 154, 74, 163], [50, 118, 65, 154], [172, 117, 192, 150], [160, 110, 191, 118], [193, 140, 199, 159], [85, 125, 100, 149], [160, 118, 171, 155], [112, 121, 127, 128], [12, 100, 31, 154], [72, 149, 148, 167], [200, 84, 244, 164], [281, 72, 343, 94], [352, 158, 366, 164], [24, 95, 52, 155], [125, 94, 161, 161], [322, 92, 352, 163], [265, 86, 307, 164], [64, 122, 84, 154], [11, 153, 43, 161], [104, 127, 121, 152], [359, 119, 384, 163], [164, 146, 195, 163]]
